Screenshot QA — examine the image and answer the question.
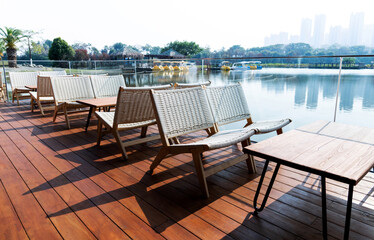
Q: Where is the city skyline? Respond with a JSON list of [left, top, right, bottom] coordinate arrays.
[[265, 12, 374, 48], [2, 0, 374, 50]]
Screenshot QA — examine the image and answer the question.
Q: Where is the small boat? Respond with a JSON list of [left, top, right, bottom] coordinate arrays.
[[220, 61, 231, 71], [152, 61, 164, 71], [249, 61, 262, 70], [161, 61, 174, 71], [230, 61, 262, 70], [173, 62, 181, 71]]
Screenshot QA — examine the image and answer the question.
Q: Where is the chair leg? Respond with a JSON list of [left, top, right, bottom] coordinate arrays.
[[30, 98, 35, 112], [149, 147, 169, 173], [276, 128, 283, 135], [140, 126, 148, 138], [97, 119, 103, 146], [241, 138, 257, 173], [38, 101, 45, 116], [63, 104, 70, 129], [192, 150, 209, 198], [16, 92, 20, 106], [112, 130, 128, 160], [52, 105, 59, 122]]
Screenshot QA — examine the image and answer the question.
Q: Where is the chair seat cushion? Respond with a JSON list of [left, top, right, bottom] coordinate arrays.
[[173, 127, 255, 150], [250, 119, 291, 134], [30, 91, 37, 99], [15, 88, 30, 92], [39, 96, 54, 101], [96, 112, 156, 130], [30, 92, 54, 101], [17, 92, 31, 97]]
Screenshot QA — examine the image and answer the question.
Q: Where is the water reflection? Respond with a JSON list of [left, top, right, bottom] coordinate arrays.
[[125, 68, 374, 130]]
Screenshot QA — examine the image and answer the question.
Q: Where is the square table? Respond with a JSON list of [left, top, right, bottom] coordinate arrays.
[[76, 97, 117, 131], [244, 121, 374, 240]]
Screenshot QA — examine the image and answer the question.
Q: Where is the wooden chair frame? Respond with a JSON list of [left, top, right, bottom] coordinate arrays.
[[50, 76, 94, 129], [30, 76, 55, 115], [95, 85, 172, 159], [9, 72, 38, 105], [0, 72, 5, 101], [149, 87, 256, 198]]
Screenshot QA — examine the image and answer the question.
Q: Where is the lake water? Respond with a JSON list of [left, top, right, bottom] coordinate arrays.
[[127, 68, 374, 141]]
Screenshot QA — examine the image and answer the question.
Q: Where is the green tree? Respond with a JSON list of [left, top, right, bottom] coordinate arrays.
[[227, 45, 245, 57], [48, 37, 75, 60], [343, 57, 355, 66], [285, 43, 312, 56], [0, 27, 25, 67], [142, 44, 161, 55], [161, 41, 202, 57], [109, 42, 126, 55]]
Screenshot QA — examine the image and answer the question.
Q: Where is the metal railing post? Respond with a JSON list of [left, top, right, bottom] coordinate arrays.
[[333, 57, 343, 122], [68, 61, 72, 75]]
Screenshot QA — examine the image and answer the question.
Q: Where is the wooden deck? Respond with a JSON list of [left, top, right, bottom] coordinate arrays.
[[0, 101, 373, 240]]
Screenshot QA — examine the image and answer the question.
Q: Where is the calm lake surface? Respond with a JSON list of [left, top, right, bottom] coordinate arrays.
[[127, 68, 374, 141]]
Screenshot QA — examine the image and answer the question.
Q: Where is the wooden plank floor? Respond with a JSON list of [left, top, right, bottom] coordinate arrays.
[[0, 101, 373, 240]]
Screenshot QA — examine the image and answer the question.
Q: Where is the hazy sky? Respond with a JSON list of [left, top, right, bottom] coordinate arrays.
[[1, 0, 374, 50]]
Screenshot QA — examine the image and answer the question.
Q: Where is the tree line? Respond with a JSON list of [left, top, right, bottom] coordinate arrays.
[[1, 26, 374, 68]]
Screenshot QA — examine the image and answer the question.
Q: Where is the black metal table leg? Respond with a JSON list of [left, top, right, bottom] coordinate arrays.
[[85, 107, 93, 132], [344, 184, 354, 240], [253, 160, 281, 214], [321, 176, 328, 240]]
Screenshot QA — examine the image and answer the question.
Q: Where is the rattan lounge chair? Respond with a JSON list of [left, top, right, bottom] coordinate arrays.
[[90, 75, 126, 98], [9, 72, 38, 105], [174, 81, 211, 89], [50, 76, 93, 128], [95, 85, 172, 159], [205, 83, 291, 135], [149, 87, 256, 198]]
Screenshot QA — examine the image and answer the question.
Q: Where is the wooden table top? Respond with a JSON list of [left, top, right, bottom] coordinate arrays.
[[244, 120, 374, 185], [76, 97, 117, 108], [25, 85, 37, 90]]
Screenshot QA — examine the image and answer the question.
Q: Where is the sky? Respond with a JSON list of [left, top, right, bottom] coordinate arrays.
[[1, 0, 374, 51]]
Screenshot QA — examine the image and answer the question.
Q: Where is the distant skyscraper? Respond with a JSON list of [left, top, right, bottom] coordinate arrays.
[[363, 24, 374, 47], [328, 26, 342, 45], [289, 35, 299, 43], [300, 18, 312, 44], [312, 14, 326, 48], [349, 12, 365, 46], [278, 32, 289, 44]]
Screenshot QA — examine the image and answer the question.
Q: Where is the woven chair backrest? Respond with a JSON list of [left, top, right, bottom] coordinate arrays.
[[151, 87, 215, 139], [90, 75, 125, 98], [38, 71, 67, 76], [37, 76, 53, 98], [205, 83, 251, 126], [113, 85, 172, 126], [174, 81, 211, 89], [8, 72, 38, 90], [50, 76, 94, 103]]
